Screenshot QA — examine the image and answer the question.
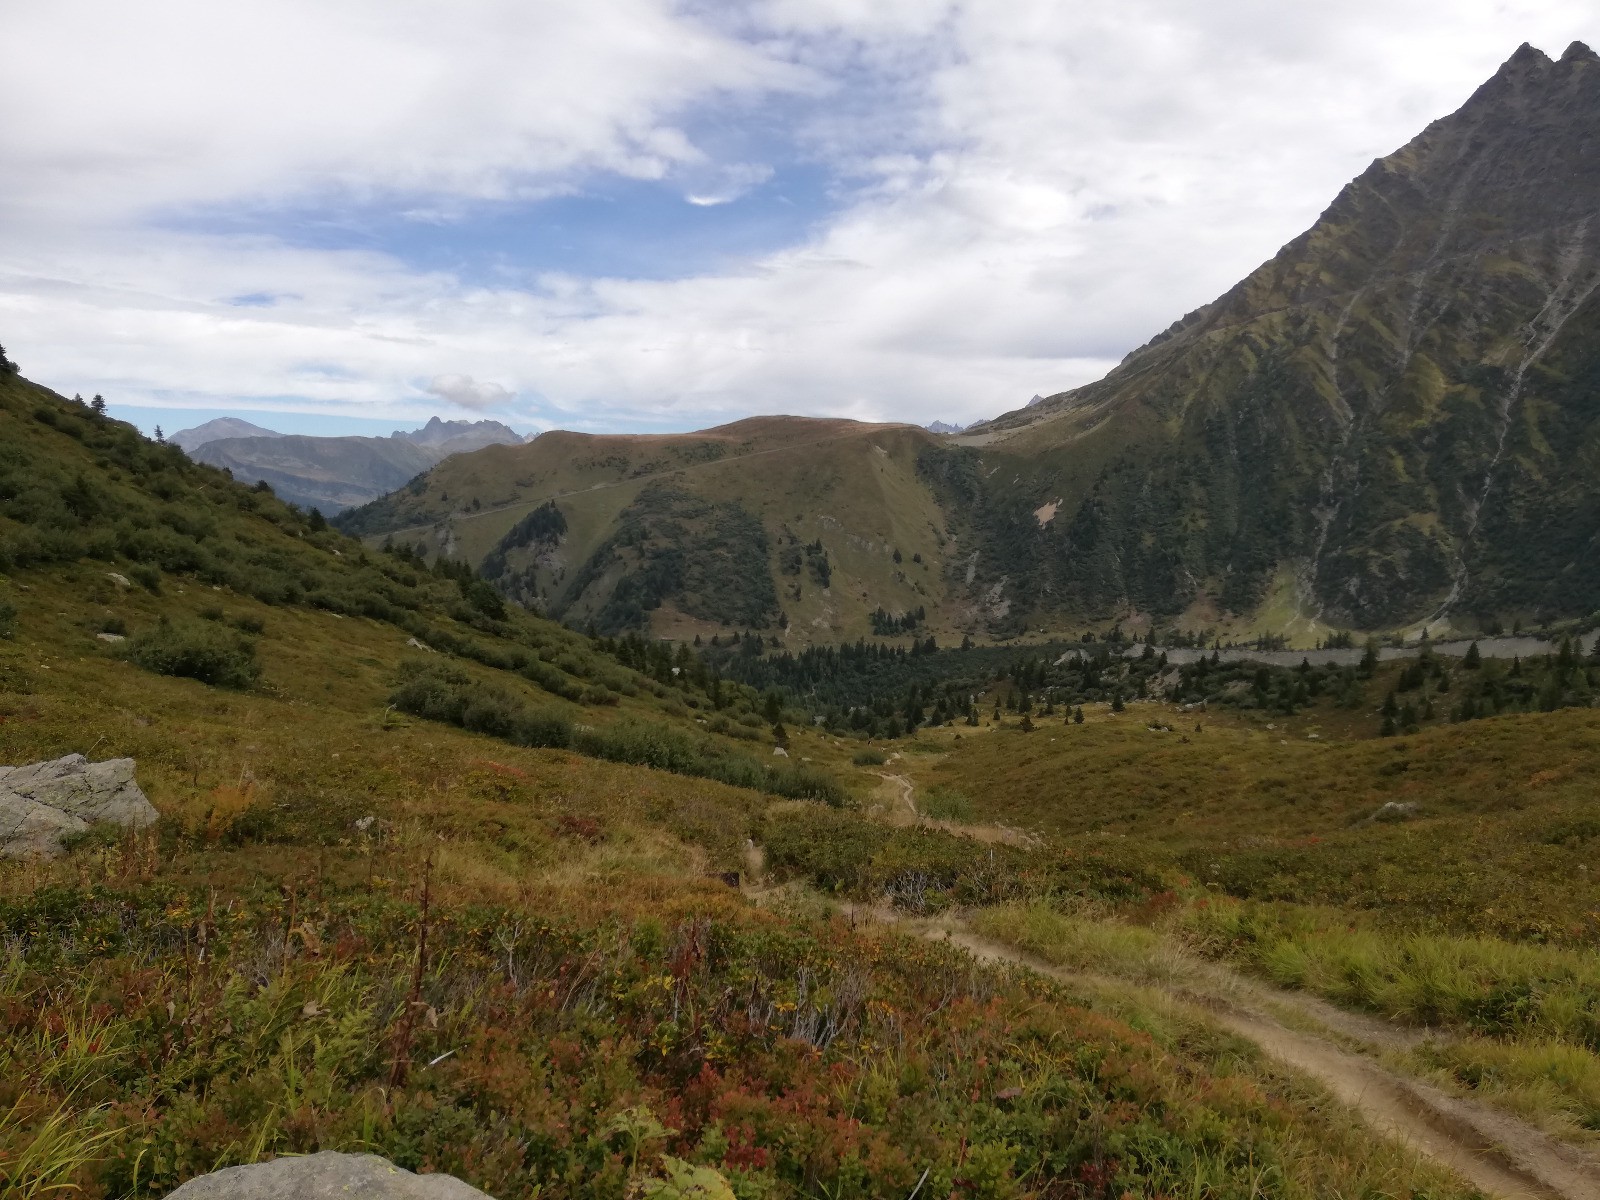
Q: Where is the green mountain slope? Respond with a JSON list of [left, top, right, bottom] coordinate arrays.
[[953, 41, 1600, 636], [339, 417, 956, 642]]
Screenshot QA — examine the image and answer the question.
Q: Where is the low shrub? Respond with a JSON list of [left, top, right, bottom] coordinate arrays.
[[126, 618, 261, 689], [920, 785, 973, 821], [0, 598, 14, 639], [389, 662, 847, 805], [389, 662, 572, 749], [852, 749, 887, 766]]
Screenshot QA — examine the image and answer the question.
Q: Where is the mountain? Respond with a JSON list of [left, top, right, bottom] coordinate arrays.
[[190, 434, 437, 514], [337, 416, 953, 640], [342, 43, 1600, 644], [926, 420, 965, 434], [168, 416, 283, 452], [947, 41, 1600, 636], [188, 418, 525, 514], [394, 415, 522, 452]]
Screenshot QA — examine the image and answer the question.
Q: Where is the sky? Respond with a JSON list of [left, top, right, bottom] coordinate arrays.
[[1, 2, 1594, 439]]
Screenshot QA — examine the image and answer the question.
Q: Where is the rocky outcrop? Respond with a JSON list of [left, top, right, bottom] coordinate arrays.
[[163, 1153, 494, 1200], [0, 754, 158, 857]]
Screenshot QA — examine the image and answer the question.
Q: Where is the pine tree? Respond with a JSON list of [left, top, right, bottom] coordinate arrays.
[[1463, 641, 1482, 669]]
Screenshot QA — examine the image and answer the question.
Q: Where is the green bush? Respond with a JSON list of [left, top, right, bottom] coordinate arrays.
[[390, 662, 846, 805], [920, 785, 973, 821], [127, 618, 261, 689], [764, 807, 889, 890], [852, 749, 887, 766], [389, 662, 572, 749]]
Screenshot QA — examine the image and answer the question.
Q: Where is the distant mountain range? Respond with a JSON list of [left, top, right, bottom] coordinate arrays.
[[172, 416, 524, 514], [925, 420, 966, 434], [336, 43, 1600, 644]]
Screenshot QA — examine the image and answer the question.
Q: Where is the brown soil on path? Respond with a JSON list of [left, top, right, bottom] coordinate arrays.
[[870, 771, 1040, 847], [927, 923, 1600, 1200]]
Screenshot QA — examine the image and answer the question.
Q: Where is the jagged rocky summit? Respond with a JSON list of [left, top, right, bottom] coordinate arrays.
[[164, 1153, 494, 1200], [0, 753, 158, 857]]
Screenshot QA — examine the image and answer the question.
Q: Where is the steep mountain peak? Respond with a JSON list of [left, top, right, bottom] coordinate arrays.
[[1505, 41, 1553, 68], [1466, 38, 1594, 112]]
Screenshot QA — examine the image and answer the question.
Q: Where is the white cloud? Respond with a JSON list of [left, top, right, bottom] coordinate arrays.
[[0, 0, 808, 224], [1, 1, 1596, 433], [684, 163, 777, 206], [426, 374, 514, 411]]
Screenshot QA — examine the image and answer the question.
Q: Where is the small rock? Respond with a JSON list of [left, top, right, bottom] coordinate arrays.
[[106, 572, 132, 588], [406, 637, 436, 653], [164, 1152, 495, 1200], [772, 746, 789, 758], [0, 754, 159, 858], [96, 632, 127, 644], [1370, 801, 1421, 823]]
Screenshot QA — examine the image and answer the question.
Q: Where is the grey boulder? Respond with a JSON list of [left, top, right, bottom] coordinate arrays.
[[0, 754, 158, 857], [164, 1153, 494, 1200]]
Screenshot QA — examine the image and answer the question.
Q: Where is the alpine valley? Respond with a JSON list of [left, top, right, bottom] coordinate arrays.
[[7, 36, 1600, 1200], [341, 42, 1600, 645]]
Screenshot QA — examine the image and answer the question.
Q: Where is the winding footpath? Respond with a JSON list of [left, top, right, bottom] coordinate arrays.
[[930, 923, 1600, 1200], [831, 765, 1600, 1198]]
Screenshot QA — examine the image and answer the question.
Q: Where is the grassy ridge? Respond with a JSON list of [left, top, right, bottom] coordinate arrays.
[[339, 419, 957, 646]]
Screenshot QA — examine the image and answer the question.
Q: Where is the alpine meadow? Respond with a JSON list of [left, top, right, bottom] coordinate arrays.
[[4, 28, 1600, 1200]]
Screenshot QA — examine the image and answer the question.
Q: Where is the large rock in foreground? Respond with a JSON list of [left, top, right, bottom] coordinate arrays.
[[0, 754, 158, 857], [164, 1153, 494, 1199]]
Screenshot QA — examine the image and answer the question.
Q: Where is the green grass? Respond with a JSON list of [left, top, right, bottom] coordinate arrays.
[[971, 903, 1177, 984], [920, 702, 1600, 940]]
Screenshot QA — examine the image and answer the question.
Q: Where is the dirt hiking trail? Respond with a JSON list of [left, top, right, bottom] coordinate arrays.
[[827, 769, 1599, 1197], [920, 922, 1600, 1200], [870, 770, 1040, 848]]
